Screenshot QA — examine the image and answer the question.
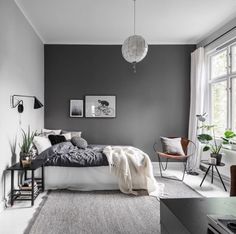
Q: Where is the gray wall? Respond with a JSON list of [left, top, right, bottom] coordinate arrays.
[[45, 45, 195, 161], [0, 0, 44, 210]]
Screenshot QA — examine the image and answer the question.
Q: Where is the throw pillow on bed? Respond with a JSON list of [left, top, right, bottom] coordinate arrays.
[[61, 132, 72, 140], [48, 135, 66, 145], [61, 130, 82, 138], [71, 137, 88, 149], [43, 128, 61, 135], [33, 136, 52, 154], [160, 137, 185, 156]]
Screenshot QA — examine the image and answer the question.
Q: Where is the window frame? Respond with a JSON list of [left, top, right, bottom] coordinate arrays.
[[207, 41, 236, 135]]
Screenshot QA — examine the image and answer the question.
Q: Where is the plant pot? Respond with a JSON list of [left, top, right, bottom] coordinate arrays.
[[210, 153, 222, 165], [20, 152, 32, 167]]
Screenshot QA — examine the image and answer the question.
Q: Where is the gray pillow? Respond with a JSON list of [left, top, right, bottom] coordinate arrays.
[[160, 137, 185, 156], [71, 137, 88, 149]]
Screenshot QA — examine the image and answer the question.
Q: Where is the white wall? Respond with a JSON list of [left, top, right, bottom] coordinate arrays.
[[0, 0, 44, 210]]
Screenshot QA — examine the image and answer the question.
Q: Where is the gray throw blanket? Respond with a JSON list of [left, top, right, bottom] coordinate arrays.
[[37, 142, 108, 167]]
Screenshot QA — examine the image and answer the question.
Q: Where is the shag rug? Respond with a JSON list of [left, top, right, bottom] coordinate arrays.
[[24, 177, 201, 234]]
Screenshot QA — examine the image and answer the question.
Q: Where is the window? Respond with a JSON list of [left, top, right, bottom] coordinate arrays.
[[208, 42, 236, 136]]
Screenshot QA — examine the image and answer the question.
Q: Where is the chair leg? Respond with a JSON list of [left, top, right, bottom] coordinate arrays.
[[159, 160, 187, 182], [181, 161, 187, 181], [158, 158, 163, 177]]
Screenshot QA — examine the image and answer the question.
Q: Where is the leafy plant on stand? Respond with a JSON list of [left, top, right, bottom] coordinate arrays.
[[197, 125, 222, 165], [197, 125, 222, 153]]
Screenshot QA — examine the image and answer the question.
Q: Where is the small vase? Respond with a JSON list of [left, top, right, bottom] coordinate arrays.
[[20, 152, 32, 167], [210, 153, 222, 165]]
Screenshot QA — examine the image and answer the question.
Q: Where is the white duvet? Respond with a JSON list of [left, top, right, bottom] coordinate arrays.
[[103, 146, 163, 197]]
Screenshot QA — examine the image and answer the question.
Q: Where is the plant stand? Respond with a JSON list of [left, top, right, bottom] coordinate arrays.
[[200, 160, 227, 191]]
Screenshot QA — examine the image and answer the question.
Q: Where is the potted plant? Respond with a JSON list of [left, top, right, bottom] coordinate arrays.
[[19, 127, 36, 167], [222, 130, 236, 150], [197, 125, 223, 165]]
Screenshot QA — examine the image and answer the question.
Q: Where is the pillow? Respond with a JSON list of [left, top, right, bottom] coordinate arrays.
[[71, 137, 88, 149], [61, 130, 81, 138], [33, 136, 52, 154], [160, 137, 185, 156], [43, 128, 61, 135], [38, 130, 55, 137], [61, 133, 72, 140], [48, 135, 66, 145]]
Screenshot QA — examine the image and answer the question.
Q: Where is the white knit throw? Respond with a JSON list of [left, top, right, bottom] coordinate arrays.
[[103, 146, 163, 197]]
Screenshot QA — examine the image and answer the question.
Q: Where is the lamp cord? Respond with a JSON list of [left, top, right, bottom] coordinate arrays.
[[133, 0, 136, 35]]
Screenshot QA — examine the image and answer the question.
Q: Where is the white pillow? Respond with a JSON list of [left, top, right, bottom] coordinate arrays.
[[43, 128, 61, 135], [61, 133, 72, 140], [160, 137, 185, 156], [61, 130, 81, 138], [33, 136, 52, 154]]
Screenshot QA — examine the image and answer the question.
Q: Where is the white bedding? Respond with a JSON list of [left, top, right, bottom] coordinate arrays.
[[35, 166, 147, 191]]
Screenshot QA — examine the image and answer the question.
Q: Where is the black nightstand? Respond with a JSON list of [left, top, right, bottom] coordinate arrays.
[[7, 159, 45, 206]]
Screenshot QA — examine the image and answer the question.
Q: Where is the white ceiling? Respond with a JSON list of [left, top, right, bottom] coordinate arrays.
[[15, 0, 236, 44]]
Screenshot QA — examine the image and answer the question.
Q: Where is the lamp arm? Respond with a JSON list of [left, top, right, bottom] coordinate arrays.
[[11, 95, 35, 108], [10, 96, 24, 108]]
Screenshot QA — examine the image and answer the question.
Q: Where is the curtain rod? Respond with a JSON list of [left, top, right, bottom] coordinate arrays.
[[204, 26, 236, 48]]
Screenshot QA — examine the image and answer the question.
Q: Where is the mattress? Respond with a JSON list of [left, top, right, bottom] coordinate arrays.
[[35, 166, 146, 191]]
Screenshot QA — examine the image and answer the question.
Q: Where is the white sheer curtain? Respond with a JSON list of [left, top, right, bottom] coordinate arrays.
[[187, 47, 207, 173]]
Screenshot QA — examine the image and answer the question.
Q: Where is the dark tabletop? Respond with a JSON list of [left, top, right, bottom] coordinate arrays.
[[7, 159, 44, 171], [161, 197, 236, 234], [201, 160, 225, 166]]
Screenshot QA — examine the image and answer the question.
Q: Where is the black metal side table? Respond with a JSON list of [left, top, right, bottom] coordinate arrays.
[[7, 159, 45, 206], [200, 160, 227, 191]]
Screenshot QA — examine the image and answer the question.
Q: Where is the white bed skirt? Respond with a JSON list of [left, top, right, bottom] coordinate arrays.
[[35, 166, 146, 191]]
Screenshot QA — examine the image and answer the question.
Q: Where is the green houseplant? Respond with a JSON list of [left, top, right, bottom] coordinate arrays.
[[19, 127, 36, 167], [197, 125, 223, 165], [222, 130, 236, 150]]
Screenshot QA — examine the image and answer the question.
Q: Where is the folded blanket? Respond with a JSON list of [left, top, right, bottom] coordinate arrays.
[[103, 146, 163, 197]]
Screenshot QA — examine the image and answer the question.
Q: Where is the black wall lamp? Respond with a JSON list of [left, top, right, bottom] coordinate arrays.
[[10, 95, 43, 113]]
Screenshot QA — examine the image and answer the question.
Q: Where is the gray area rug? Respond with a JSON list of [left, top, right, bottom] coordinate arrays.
[[24, 177, 201, 234]]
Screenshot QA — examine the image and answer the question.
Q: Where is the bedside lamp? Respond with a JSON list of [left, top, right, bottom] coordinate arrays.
[[10, 95, 43, 113]]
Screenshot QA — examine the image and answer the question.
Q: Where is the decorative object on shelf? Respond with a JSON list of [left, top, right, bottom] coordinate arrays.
[[19, 126, 36, 167], [197, 124, 223, 165], [85, 96, 116, 118], [10, 94, 43, 113], [208, 157, 217, 165], [70, 100, 83, 117], [121, 0, 148, 73]]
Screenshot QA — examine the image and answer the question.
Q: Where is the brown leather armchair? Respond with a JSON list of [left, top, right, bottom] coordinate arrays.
[[230, 165, 236, 196], [153, 137, 196, 181]]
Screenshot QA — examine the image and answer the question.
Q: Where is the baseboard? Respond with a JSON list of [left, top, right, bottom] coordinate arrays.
[[0, 200, 5, 213]]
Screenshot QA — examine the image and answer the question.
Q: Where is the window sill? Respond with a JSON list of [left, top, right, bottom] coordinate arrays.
[[222, 145, 236, 153]]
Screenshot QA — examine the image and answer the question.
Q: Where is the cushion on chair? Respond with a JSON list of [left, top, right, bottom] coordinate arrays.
[[160, 137, 185, 156]]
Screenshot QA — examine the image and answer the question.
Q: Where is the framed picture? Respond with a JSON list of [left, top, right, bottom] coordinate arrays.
[[70, 100, 83, 117], [85, 96, 116, 118]]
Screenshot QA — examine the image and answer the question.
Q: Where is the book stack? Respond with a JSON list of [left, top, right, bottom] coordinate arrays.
[[19, 179, 39, 198], [207, 215, 236, 234]]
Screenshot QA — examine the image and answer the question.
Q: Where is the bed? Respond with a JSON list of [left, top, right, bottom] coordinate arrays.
[[35, 143, 147, 191]]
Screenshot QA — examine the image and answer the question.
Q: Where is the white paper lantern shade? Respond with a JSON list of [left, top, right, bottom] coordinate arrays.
[[122, 35, 148, 72]]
